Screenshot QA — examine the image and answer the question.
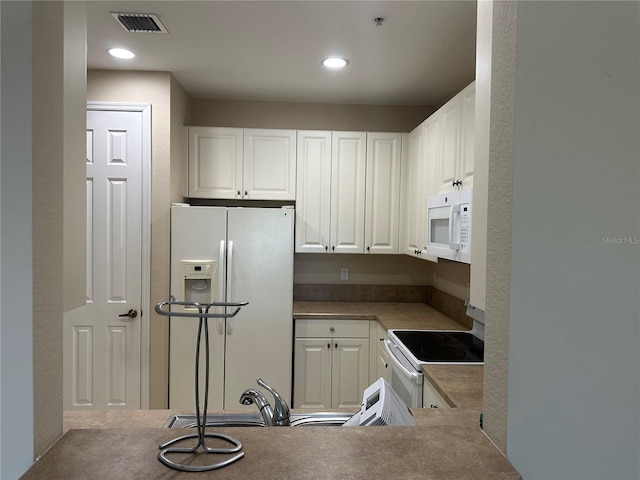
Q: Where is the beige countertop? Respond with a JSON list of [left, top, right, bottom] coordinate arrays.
[[423, 365, 484, 410], [23, 409, 519, 480], [293, 301, 468, 330]]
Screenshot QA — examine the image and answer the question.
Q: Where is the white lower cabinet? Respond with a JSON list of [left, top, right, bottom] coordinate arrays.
[[423, 376, 451, 409], [293, 319, 370, 409]]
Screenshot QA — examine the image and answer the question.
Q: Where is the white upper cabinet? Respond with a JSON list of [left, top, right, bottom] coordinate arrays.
[[401, 124, 424, 258], [401, 123, 434, 259], [435, 81, 476, 194], [438, 95, 463, 193], [295, 131, 332, 253], [400, 115, 439, 262], [296, 131, 401, 254], [365, 132, 402, 254], [420, 113, 442, 260], [459, 83, 476, 190], [330, 132, 367, 254], [188, 126, 243, 199], [243, 128, 297, 200], [187, 127, 296, 200]]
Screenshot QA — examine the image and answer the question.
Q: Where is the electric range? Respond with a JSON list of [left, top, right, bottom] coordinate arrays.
[[382, 321, 484, 408]]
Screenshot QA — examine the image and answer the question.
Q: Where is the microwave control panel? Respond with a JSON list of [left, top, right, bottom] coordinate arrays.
[[460, 205, 471, 250]]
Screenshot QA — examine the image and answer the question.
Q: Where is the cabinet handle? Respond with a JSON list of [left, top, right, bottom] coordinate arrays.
[[335, 343, 338, 349], [244, 191, 248, 196], [325, 246, 328, 252], [367, 246, 370, 252], [327, 343, 330, 349], [332, 246, 335, 251], [237, 190, 241, 196], [330, 327, 335, 333]]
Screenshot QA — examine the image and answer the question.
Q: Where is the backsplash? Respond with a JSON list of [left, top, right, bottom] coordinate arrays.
[[293, 284, 472, 329], [293, 284, 429, 303], [428, 287, 472, 329]]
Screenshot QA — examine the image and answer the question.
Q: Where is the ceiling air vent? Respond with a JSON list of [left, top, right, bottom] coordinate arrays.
[[111, 12, 168, 33]]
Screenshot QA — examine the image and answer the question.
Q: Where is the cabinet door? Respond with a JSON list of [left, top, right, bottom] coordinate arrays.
[[400, 124, 425, 257], [420, 113, 441, 262], [331, 338, 370, 409], [437, 95, 463, 194], [293, 339, 332, 409], [365, 132, 402, 254], [459, 82, 475, 190], [188, 127, 243, 198], [295, 131, 332, 253], [423, 377, 451, 409], [243, 129, 296, 200], [330, 132, 366, 253]]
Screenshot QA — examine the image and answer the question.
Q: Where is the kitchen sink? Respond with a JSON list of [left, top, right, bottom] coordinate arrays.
[[163, 411, 355, 428]]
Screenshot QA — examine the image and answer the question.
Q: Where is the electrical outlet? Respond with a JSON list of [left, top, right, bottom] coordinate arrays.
[[340, 268, 349, 281]]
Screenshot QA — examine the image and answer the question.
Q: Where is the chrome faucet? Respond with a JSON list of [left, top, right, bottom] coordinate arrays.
[[239, 378, 290, 426]]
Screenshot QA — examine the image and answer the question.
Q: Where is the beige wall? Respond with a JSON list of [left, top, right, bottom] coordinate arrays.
[[87, 70, 174, 409], [190, 98, 435, 132], [63, 2, 87, 313], [32, 0, 88, 458], [294, 254, 430, 286], [294, 254, 470, 302], [482, 0, 516, 454]]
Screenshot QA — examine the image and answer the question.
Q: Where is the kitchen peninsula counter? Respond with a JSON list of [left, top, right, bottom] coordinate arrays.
[[30, 303, 506, 479], [24, 409, 520, 480]]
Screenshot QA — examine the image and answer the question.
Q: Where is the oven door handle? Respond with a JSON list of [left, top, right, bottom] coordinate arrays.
[[383, 339, 421, 381]]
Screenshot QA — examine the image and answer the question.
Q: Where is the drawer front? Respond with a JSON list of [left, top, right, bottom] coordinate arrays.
[[295, 319, 370, 338]]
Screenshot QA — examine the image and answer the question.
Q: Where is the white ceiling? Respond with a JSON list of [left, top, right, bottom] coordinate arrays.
[[87, 1, 477, 106]]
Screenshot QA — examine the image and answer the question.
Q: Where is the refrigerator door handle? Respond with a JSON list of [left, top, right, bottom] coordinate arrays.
[[216, 240, 225, 335], [226, 240, 234, 336]]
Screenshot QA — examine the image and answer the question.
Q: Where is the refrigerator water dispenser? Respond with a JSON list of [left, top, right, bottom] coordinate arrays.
[[179, 260, 217, 309]]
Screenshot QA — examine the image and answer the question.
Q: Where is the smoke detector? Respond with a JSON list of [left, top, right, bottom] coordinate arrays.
[[111, 12, 168, 33]]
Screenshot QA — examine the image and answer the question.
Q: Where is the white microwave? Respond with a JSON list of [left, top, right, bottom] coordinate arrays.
[[426, 189, 472, 264]]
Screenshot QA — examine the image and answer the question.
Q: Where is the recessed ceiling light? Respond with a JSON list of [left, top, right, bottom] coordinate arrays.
[[108, 48, 135, 59], [322, 57, 349, 69]]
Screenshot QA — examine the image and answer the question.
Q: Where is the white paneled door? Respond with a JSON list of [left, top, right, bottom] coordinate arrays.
[[63, 105, 148, 410]]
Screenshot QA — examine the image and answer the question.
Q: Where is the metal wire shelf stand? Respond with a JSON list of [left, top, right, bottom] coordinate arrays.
[[154, 298, 249, 472]]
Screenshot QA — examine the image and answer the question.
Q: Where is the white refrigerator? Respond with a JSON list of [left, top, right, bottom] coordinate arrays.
[[170, 205, 294, 410]]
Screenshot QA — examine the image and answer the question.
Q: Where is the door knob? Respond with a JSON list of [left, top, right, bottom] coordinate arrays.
[[118, 308, 138, 319]]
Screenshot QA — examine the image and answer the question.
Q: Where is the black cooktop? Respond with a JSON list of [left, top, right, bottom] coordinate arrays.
[[394, 331, 484, 363]]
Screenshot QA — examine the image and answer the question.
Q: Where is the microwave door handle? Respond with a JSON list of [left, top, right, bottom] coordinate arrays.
[[449, 204, 461, 251], [383, 340, 421, 381]]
